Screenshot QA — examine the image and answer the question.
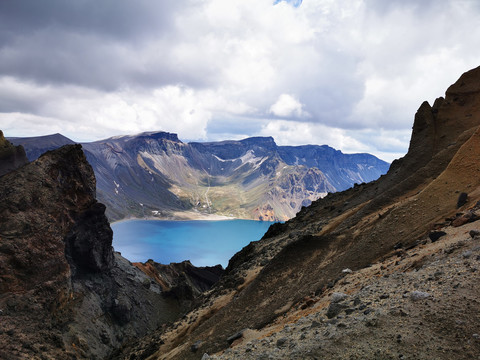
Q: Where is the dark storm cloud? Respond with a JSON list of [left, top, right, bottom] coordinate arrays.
[[2, 0, 480, 163], [0, 0, 189, 90], [0, 0, 181, 41]]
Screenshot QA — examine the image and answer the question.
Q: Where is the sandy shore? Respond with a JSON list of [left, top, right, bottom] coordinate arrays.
[[170, 211, 236, 221], [111, 211, 237, 224]]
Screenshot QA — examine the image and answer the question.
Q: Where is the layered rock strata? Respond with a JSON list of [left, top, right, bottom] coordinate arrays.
[[10, 132, 389, 222]]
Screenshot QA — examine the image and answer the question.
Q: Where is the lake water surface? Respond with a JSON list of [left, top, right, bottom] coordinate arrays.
[[112, 219, 274, 267]]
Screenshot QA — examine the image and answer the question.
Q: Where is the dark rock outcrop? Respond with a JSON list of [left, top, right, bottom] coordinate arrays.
[[134, 260, 224, 310], [0, 144, 95, 296], [0, 130, 28, 176], [429, 231, 447, 242], [65, 202, 114, 274], [457, 192, 468, 208], [451, 210, 479, 227], [0, 143, 182, 359]]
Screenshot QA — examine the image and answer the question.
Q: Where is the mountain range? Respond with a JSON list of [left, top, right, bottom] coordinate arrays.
[[9, 133, 389, 221], [110, 66, 480, 360], [1, 66, 480, 359], [0, 141, 224, 359]]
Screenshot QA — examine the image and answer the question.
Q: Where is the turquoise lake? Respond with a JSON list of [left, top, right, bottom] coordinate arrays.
[[111, 219, 275, 268]]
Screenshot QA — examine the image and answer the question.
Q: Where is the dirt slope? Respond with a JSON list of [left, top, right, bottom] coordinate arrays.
[[115, 65, 480, 360], [208, 218, 480, 359]]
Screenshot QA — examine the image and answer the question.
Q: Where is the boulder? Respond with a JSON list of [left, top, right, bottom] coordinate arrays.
[[452, 211, 479, 227], [429, 231, 447, 242], [326, 302, 347, 319], [457, 192, 468, 208]]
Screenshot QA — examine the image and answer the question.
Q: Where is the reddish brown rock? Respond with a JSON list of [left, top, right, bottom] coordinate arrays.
[[452, 211, 480, 227]]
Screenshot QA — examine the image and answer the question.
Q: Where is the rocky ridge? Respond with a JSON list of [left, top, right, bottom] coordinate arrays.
[[0, 130, 28, 177], [114, 66, 480, 359], [6, 132, 75, 162], [202, 219, 480, 359], [10, 132, 389, 222], [0, 144, 220, 359], [133, 260, 224, 311]]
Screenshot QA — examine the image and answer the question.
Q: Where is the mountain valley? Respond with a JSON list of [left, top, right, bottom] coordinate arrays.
[[10, 133, 389, 222], [111, 66, 480, 359], [1, 65, 480, 359]]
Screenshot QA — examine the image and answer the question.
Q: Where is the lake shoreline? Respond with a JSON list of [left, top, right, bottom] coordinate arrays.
[[111, 211, 237, 225]]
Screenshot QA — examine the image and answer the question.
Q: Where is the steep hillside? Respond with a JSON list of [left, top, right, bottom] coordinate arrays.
[[0, 144, 221, 359], [82, 133, 191, 221], [11, 132, 389, 221], [116, 66, 480, 359], [83, 133, 387, 221], [192, 219, 480, 360]]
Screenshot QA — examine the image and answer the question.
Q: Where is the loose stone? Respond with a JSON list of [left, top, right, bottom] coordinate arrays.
[[410, 291, 431, 301], [331, 292, 348, 303]]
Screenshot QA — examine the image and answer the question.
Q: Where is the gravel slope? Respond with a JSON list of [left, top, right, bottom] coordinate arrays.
[[205, 221, 480, 360]]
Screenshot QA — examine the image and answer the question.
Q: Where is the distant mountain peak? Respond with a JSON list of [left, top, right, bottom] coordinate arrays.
[[106, 131, 180, 143], [137, 131, 180, 142], [240, 136, 276, 146], [7, 132, 74, 162], [9, 130, 389, 221]]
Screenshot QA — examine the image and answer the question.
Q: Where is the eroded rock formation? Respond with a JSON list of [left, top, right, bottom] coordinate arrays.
[[134, 260, 224, 310], [0, 144, 182, 359]]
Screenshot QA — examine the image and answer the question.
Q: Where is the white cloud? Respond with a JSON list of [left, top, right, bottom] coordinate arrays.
[[259, 119, 365, 151], [0, 112, 67, 137], [259, 119, 408, 162], [2, 0, 480, 161], [0, 76, 261, 142], [0, 77, 211, 141], [269, 94, 308, 118]]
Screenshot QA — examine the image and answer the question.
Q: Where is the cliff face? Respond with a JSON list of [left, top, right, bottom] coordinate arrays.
[[10, 132, 389, 222], [134, 260, 224, 310], [0, 130, 28, 176], [0, 144, 184, 359], [0, 145, 96, 296], [82, 133, 383, 221], [117, 66, 480, 359]]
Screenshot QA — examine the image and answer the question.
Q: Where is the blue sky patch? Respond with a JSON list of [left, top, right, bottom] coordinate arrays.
[[274, 0, 303, 7]]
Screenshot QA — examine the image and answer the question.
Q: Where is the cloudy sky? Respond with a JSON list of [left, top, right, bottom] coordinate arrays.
[[1, 0, 480, 162]]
